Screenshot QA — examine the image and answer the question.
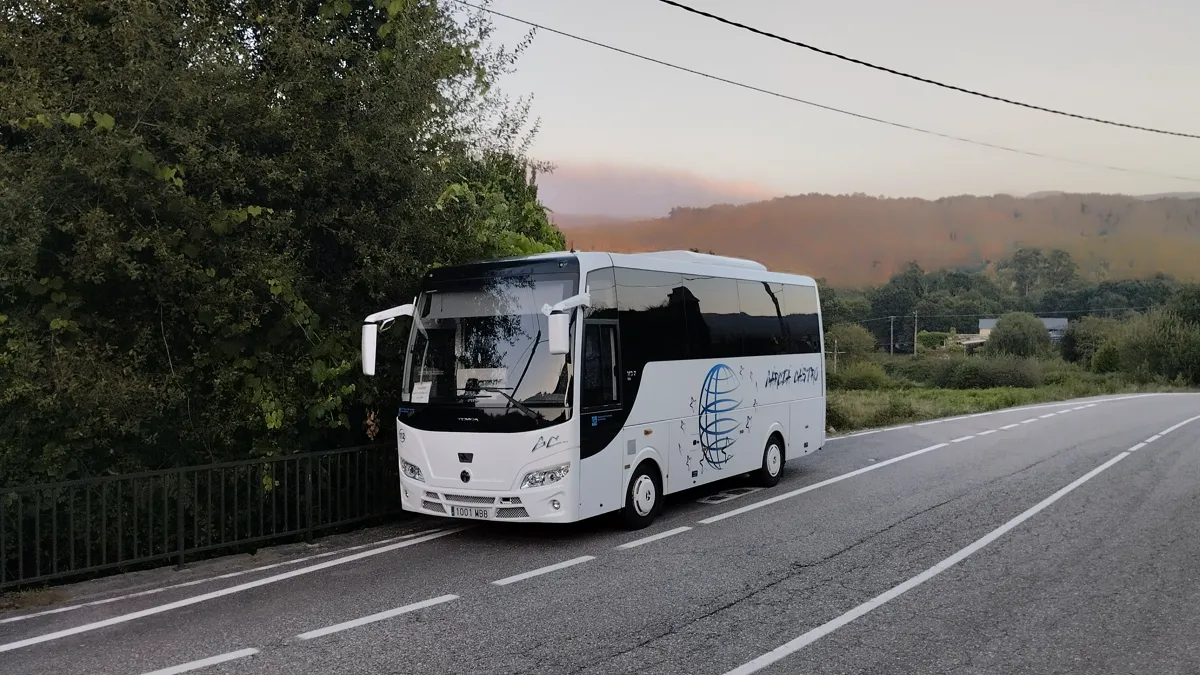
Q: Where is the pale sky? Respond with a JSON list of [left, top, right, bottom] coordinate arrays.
[[483, 0, 1200, 200]]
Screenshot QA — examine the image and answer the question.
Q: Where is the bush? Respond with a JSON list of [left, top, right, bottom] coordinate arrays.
[[830, 361, 893, 390], [916, 331, 950, 350], [1092, 341, 1121, 374], [939, 356, 1043, 389], [1107, 310, 1200, 385], [1061, 316, 1120, 364], [826, 323, 877, 364], [986, 312, 1051, 358]]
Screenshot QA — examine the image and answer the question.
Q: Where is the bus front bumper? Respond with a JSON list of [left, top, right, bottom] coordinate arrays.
[[399, 475, 577, 522]]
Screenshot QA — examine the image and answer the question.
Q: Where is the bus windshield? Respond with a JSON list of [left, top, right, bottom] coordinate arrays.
[[401, 272, 576, 433]]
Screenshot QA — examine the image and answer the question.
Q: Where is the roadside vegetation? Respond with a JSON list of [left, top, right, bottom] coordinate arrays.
[[824, 297, 1200, 433]]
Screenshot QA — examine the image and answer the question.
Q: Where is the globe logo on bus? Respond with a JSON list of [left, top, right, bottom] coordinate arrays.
[[698, 363, 741, 469]]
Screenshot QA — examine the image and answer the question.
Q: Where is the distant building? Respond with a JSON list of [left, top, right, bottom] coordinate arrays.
[[978, 317, 1068, 342]]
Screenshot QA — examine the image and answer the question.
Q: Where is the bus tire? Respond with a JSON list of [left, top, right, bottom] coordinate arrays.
[[620, 462, 662, 530], [754, 434, 785, 487]]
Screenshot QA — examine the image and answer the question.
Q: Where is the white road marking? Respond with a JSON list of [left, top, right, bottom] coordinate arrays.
[[949, 435, 975, 443], [0, 528, 465, 653], [617, 527, 693, 550], [0, 529, 447, 625], [1020, 418, 1039, 424], [1000, 424, 1021, 430], [1127, 443, 1147, 453], [1144, 435, 1162, 443], [976, 430, 998, 436], [296, 594, 458, 640], [825, 396, 1169, 443], [492, 556, 595, 586], [1039, 413, 1058, 419], [699, 443, 949, 525], [1159, 414, 1200, 436], [722, 450, 1133, 675], [138, 648, 259, 675]]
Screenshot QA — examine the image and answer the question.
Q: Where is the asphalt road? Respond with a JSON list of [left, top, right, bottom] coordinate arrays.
[[3, 393, 1199, 675]]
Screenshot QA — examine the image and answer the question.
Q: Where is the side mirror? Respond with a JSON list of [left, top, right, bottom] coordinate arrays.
[[362, 302, 415, 376], [548, 312, 571, 355], [362, 323, 379, 376]]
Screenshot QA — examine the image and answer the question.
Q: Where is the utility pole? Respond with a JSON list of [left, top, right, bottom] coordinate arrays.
[[913, 311, 919, 354], [889, 316, 895, 355], [826, 339, 844, 372]]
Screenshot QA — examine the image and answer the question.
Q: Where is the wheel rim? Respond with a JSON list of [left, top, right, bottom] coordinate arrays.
[[632, 475, 656, 516], [766, 443, 782, 477]]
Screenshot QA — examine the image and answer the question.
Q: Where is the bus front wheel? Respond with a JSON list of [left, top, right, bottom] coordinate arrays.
[[620, 462, 662, 530]]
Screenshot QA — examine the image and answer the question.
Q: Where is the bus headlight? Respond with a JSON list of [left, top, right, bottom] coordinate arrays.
[[400, 458, 425, 483], [520, 462, 570, 489]]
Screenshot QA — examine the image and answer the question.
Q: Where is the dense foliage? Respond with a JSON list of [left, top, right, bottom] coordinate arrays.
[[821, 247, 1186, 352], [985, 312, 1052, 358], [1, 0, 565, 486]]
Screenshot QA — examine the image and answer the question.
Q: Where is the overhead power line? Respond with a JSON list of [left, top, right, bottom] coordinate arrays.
[[653, 0, 1200, 140], [455, 1, 1200, 183], [855, 306, 1152, 324]]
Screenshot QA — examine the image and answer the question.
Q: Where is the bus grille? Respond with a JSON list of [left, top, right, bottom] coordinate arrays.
[[421, 500, 446, 514], [496, 507, 529, 519], [443, 494, 496, 505]]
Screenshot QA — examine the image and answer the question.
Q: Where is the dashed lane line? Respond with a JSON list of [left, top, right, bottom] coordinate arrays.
[[296, 595, 459, 641], [491, 556, 596, 586], [138, 648, 259, 675], [617, 527, 693, 550]]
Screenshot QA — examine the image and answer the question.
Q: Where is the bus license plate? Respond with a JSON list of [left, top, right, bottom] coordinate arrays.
[[451, 506, 490, 519]]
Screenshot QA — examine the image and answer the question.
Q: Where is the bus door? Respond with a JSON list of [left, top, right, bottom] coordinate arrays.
[[578, 318, 624, 518]]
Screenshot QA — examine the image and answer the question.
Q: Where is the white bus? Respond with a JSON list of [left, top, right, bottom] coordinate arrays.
[[361, 250, 825, 529]]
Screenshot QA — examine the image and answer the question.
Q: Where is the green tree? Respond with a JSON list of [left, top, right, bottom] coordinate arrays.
[[0, 0, 561, 484], [826, 323, 877, 364], [985, 312, 1051, 358]]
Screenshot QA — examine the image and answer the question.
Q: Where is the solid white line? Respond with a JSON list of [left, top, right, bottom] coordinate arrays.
[[139, 648, 259, 675], [722, 451, 1133, 675], [617, 526, 693, 550], [1145, 435, 1162, 443], [699, 444, 949, 525], [296, 594, 458, 640], [1000, 424, 1020, 430], [1159, 414, 1200, 436], [0, 529, 447, 625], [0, 528, 465, 653], [949, 435, 975, 443], [976, 429, 998, 436], [491, 556, 595, 586], [824, 395, 1179, 443], [1127, 443, 1147, 453]]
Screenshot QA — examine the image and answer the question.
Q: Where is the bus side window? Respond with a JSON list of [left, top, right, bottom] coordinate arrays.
[[582, 322, 620, 408]]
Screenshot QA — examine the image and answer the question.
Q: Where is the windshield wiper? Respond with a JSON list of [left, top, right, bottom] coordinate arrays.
[[457, 387, 544, 421], [480, 387, 544, 420]]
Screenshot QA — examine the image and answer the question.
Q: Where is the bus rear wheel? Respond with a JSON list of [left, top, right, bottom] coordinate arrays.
[[754, 435, 785, 487], [620, 463, 661, 530]]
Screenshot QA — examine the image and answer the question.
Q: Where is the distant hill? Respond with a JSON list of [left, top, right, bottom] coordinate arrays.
[[562, 192, 1200, 288]]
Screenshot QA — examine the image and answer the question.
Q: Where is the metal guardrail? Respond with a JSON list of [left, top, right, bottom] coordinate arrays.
[[0, 444, 401, 591]]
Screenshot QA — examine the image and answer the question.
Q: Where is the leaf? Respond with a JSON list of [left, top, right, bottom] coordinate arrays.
[[91, 112, 115, 132], [129, 149, 156, 173], [62, 112, 84, 128], [387, 0, 407, 17], [246, 205, 262, 217]]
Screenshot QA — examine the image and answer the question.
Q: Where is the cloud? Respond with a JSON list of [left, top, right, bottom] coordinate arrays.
[[536, 161, 776, 220]]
